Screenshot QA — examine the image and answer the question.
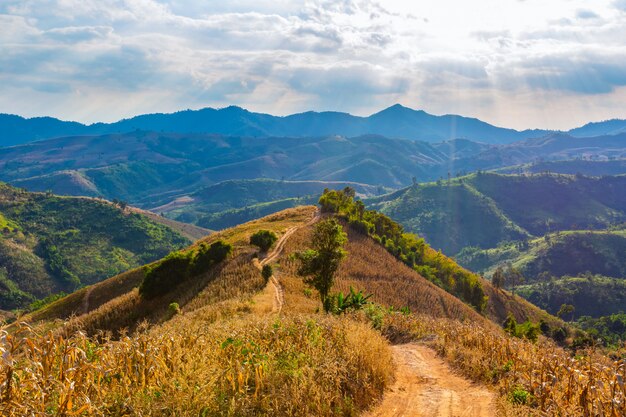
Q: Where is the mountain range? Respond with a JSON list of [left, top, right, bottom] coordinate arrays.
[[3, 104, 626, 147]]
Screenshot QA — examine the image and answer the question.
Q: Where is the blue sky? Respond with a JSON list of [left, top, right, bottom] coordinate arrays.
[[1, 0, 626, 129]]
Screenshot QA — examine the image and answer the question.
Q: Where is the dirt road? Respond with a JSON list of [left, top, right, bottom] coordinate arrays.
[[366, 344, 496, 417], [254, 209, 319, 314]]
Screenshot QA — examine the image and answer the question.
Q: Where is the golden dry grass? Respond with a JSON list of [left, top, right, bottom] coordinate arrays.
[[370, 311, 625, 417], [1, 315, 392, 417]]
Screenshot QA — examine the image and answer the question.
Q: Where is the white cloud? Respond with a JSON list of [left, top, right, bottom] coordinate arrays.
[[0, 0, 625, 129]]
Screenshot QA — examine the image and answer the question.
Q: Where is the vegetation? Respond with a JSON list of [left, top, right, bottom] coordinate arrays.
[[296, 219, 347, 312], [261, 264, 273, 282], [0, 316, 392, 417], [140, 240, 232, 299], [358, 309, 625, 416], [0, 183, 189, 309], [321, 188, 487, 311], [459, 229, 626, 282], [368, 172, 626, 255], [4, 205, 621, 417], [517, 274, 626, 319], [250, 229, 278, 252]]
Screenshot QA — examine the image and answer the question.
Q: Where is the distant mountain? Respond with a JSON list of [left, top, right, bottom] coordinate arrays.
[[0, 132, 449, 202], [3, 131, 626, 219], [367, 172, 626, 255], [0, 114, 88, 147], [568, 119, 626, 137], [454, 133, 626, 173], [0, 183, 190, 309], [0, 105, 550, 146], [497, 159, 626, 177]]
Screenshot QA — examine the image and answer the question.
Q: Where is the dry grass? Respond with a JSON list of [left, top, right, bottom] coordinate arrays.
[[370, 311, 625, 416], [22, 206, 318, 337], [1, 314, 392, 417]]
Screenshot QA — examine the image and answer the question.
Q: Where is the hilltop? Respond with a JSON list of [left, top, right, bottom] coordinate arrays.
[[0, 183, 191, 309], [368, 172, 626, 254]]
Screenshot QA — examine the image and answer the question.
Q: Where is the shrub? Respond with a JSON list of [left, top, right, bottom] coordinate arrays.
[[250, 230, 278, 252], [261, 264, 273, 282], [192, 240, 232, 275], [509, 386, 531, 405], [168, 302, 180, 318], [139, 251, 193, 299]]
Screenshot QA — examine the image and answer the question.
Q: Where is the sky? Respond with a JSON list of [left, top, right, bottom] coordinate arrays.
[[1, 0, 626, 130]]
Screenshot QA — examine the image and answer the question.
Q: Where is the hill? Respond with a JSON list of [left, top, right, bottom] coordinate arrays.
[[455, 133, 626, 173], [12, 204, 622, 417], [517, 275, 626, 319], [457, 229, 626, 282], [0, 104, 551, 146], [4, 130, 626, 221], [368, 172, 626, 254], [152, 179, 387, 225], [0, 132, 446, 201], [0, 183, 190, 309], [497, 159, 626, 177]]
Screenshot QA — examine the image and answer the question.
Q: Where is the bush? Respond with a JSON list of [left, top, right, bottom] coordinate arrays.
[[192, 240, 232, 275], [509, 386, 531, 405], [250, 230, 278, 252], [139, 251, 193, 299], [262, 264, 273, 282]]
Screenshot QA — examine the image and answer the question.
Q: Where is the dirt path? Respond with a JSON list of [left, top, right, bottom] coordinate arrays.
[[253, 209, 319, 314], [366, 344, 496, 417], [82, 285, 94, 315]]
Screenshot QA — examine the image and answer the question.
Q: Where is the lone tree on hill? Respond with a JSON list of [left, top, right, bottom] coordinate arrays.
[[296, 218, 347, 312], [250, 230, 278, 252]]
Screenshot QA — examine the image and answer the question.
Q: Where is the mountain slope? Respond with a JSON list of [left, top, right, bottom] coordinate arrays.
[[0, 132, 448, 202], [0, 184, 190, 309], [457, 229, 626, 282], [368, 173, 626, 254]]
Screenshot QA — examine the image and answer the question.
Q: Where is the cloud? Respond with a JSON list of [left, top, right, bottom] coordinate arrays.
[[1, 0, 626, 129], [575, 9, 599, 19], [45, 26, 114, 42], [614, 0, 626, 11]]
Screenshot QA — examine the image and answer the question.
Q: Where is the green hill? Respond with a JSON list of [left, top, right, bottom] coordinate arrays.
[[0, 183, 190, 309], [497, 159, 626, 177], [153, 179, 388, 227], [368, 172, 626, 254], [517, 275, 626, 319], [456, 229, 626, 282]]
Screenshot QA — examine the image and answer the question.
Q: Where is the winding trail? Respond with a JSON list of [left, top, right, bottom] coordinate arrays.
[[366, 344, 496, 417], [82, 285, 94, 315], [256, 209, 320, 314]]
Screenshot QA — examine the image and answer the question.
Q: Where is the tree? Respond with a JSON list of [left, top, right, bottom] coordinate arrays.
[[250, 230, 278, 252], [557, 304, 575, 322], [492, 266, 505, 289], [506, 265, 525, 296], [261, 264, 273, 282], [296, 219, 347, 312]]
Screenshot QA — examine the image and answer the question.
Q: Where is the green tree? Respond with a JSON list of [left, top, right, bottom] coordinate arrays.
[[506, 265, 525, 296], [557, 304, 575, 322], [261, 264, 273, 282], [250, 230, 278, 252], [296, 219, 347, 312], [492, 266, 505, 289]]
